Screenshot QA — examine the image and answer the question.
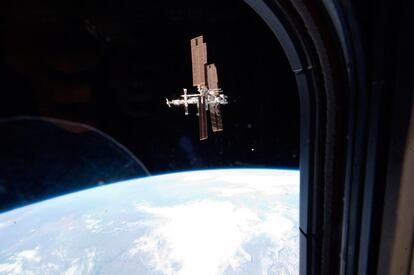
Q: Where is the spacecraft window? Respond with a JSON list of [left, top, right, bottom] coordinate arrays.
[[0, 1, 301, 274]]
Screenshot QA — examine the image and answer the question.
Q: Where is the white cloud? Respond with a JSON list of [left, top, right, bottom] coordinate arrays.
[[259, 211, 295, 241], [61, 248, 96, 275], [84, 219, 103, 233], [131, 200, 259, 275], [210, 174, 298, 197], [0, 223, 9, 230], [62, 262, 79, 275], [166, 170, 299, 199], [0, 262, 22, 274], [17, 249, 41, 263], [85, 248, 96, 273], [0, 247, 40, 275], [257, 206, 299, 275]]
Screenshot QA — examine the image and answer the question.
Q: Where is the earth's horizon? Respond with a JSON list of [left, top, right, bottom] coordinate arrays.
[[0, 168, 299, 275]]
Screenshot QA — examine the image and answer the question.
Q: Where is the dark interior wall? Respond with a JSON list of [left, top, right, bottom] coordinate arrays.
[[0, 0, 299, 173]]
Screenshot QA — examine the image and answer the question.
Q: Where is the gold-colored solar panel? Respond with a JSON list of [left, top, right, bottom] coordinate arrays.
[[206, 64, 219, 90], [198, 96, 208, 140], [209, 103, 223, 132], [191, 36, 208, 87]]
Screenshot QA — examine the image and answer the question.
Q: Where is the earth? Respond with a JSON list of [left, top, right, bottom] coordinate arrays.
[[0, 169, 299, 275]]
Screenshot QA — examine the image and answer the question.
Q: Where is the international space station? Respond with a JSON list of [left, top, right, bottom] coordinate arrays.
[[166, 36, 228, 140]]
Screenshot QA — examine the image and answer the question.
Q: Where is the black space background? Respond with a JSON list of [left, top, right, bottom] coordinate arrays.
[[0, 0, 299, 208]]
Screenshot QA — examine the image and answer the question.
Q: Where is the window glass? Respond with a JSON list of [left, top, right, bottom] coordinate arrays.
[[0, 1, 300, 274]]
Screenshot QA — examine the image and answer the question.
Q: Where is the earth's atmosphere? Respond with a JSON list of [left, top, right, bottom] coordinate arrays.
[[0, 169, 299, 275]]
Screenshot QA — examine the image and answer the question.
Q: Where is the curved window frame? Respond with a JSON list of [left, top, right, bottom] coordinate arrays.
[[242, 1, 362, 274]]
